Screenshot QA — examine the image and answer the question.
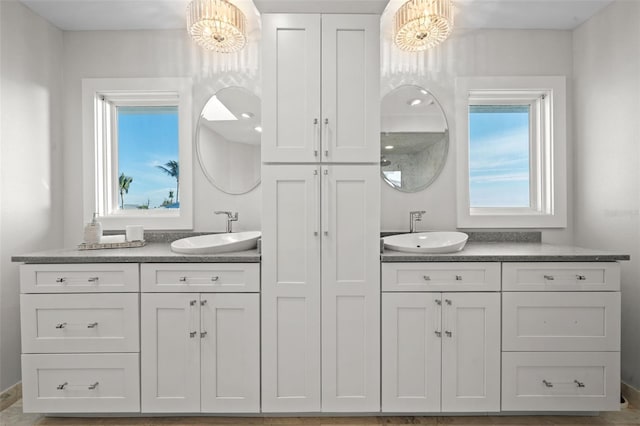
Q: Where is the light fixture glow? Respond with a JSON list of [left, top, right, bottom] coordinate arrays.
[[241, 112, 254, 119], [187, 0, 247, 53], [408, 98, 423, 107], [385, 145, 394, 150], [394, 0, 454, 52], [254, 126, 263, 133]]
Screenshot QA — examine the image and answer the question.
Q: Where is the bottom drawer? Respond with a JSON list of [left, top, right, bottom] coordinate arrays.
[[502, 352, 619, 412], [22, 353, 140, 413]]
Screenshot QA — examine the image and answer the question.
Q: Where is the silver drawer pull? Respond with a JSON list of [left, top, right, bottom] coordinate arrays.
[[445, 330, 452, 337], [189, 331, 197, 338], [445, 299, 452, 305], [576, 275, 586, 281], [455, 275, 462, 281], [574, 380, 586, 388], [87, 322, 99, 329], [179, 276, 187, 282], [55, 322, 67, 329], [200, 331, 208, 338], [201, 300, 207, 306], [434, 331, 441, 337], [542, 380, 553, 388], [434, 299, 441, 306], [180, 276, 220, 283], [423, 275, 431, 281], [211, 276, 219, 282], [543, 275, 555, 281], [55, 277, 99, 284], [189, 300, 197, 306], [57, 381, 99, 390]]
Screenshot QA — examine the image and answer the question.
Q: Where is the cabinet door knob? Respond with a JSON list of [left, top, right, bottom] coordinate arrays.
[[189, 331, 197, 338], [455, 275, 462, 281], [200, 331, 208, 338], [444, 330, 452, 337], [543, 275, 555, 281], [542, 379, 553, 388], [434, 331, 442, 337]]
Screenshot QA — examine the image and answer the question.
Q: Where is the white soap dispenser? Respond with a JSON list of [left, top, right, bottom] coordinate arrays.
[[83, 213, 103, 244]]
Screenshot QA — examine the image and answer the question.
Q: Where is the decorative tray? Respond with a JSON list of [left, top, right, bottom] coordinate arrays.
[[77, 240, 146, 250]]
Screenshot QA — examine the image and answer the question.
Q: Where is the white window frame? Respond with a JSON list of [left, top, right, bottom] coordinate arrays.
[[82, 78, 193, 230], [455, 76, 567, 228]]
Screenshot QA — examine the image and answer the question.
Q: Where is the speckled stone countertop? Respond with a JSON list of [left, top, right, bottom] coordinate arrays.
[[11, 243, 260, 264], [382, 242, 630, 262]]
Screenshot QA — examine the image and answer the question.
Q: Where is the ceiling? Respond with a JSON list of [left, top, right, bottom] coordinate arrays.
[[19, 0, 614, 32]]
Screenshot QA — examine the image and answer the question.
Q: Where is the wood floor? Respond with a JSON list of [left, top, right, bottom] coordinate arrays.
[[2, 399, 640, 426]]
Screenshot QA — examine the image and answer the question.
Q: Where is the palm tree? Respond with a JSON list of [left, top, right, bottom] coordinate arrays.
[[118, 173, 133, 209], [157, 160, 179, 202]]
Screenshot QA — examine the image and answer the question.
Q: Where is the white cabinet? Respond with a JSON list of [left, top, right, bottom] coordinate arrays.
[[501, 261, 621, 412], [141, 293, 260, 413], [261, 164, 380, 412], [382, 292, 500, 413], [262, 14, 379, 163]]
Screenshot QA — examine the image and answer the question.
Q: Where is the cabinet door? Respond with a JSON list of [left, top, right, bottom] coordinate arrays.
[[262, 14, 321, 163], [201, 294, 260, 413], [322, 165, 380, 411], [261, 165, 321, 412], [381, 293, 442, 413], [141, 293, 200, 413], [441, 293, 500, 412], [321, 15, 380, 163]]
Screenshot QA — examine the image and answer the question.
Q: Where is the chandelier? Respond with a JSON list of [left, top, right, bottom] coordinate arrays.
[[394, 0, 454, 52], [187, 0, 247, 53]]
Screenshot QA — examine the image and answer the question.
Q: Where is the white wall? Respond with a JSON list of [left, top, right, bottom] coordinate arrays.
[[573, 0, 640, 389], [62, 30, 262, 247], [0, 0, 64, 391], [380, 29, 574, 244]]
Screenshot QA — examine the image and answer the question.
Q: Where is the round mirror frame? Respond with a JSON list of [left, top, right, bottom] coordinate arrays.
[[196, 86, 261, 195], [380, 85, 450, 193]]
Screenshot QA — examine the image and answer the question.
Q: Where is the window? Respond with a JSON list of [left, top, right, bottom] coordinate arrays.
[[82, 78, 193, 230], [456, 76, 567, 228]]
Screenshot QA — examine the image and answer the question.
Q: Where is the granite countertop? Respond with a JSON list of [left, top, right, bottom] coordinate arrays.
[[11, 243, 261, 264], [381, 242, 630, 262]]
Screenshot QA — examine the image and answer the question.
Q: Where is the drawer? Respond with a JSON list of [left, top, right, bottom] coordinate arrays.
[[503, 292, 620, 351], [502, 262, 620, 291], [502, 352, 619, 412], [21, 263, 139, 293], [21, 353, 140, 413], [21, 293, 139, 353], [141, 263, 259, 292], [382, 262, 500, 292]]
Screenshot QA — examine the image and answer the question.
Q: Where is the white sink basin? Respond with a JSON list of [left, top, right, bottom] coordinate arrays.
[[384, 232, 469, 254], [171, 231, 261, 254]]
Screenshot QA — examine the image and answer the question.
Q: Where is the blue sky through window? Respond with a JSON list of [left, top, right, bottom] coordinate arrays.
[[117, 106, 179, 209], [469, 105, 530, 208]]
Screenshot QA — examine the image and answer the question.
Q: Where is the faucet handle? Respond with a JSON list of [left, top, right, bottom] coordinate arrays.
[[214, 211, 232, 217], [410, 210, 426, 219], [230, 212, 238, 221]]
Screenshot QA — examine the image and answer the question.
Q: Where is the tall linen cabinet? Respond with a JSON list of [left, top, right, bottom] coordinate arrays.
[[261, 13, 381, 413]]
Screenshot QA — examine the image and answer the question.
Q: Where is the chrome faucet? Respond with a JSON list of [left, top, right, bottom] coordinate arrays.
[[215, 211, 238, 233], [409, 211, 426, 233]]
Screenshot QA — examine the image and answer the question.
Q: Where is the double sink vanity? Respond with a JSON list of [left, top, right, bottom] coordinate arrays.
[[13, 231, 628, 416]]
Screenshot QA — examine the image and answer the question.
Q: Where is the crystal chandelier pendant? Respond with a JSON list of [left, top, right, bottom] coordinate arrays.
[[394, 0, 454, 52], [187, 0, 247, 53]]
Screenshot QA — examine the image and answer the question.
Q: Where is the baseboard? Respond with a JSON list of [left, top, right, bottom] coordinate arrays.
[[621, 382, 640, 408], [0, 382, 22, 411]]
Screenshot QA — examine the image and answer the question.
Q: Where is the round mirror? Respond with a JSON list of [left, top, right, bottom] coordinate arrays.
[[380, 85, 449, 192], [196, 87, 261, 195]]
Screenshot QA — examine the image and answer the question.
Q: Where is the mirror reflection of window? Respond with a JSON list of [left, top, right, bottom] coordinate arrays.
[[380, 85, 449, 193], [196, 87, 261, 195]]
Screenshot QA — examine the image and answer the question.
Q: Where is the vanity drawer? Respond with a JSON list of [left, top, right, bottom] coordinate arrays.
[[21, 353, 140, 413], [503, 292, 620, 351], [502, 262, 620, 291], [382, 262, 500, 292], [21, 263, 139, 293], [21, 293, 139, 353], [502, 351, 619, 412], [141, 263, 260, 292]]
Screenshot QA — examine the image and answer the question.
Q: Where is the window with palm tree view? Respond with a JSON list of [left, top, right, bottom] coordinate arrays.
[[117, 106, 179, 210]]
